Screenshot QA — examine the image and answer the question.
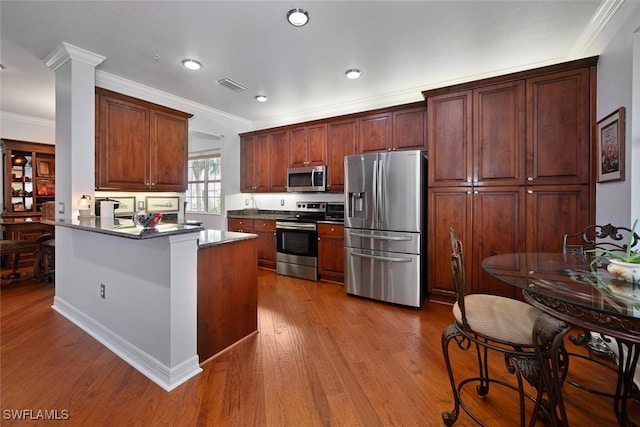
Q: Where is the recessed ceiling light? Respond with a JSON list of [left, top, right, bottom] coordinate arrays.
[[255, 95, 268, 102], [182, 59, 202, 70], [345, 69, 361, 79], [287, 8, 309, 27]]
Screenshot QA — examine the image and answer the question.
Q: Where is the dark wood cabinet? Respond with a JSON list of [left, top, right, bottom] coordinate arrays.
[[268, 131, 289, 192], [526, 68, 591, 185], [359, 112, 391, 153], [95, 88, 192, 191], [393, 106, 427, 152], [326, 119, 357, 193], [228, 217, 276, 269], [318, 223, 344, 283], [424, 57, 597, 302], [288, 124, 327, 168], [254, 219, 276, 269], [240, 134, 269, 192], [1, 139, 56, 218], [359, 107, 426, 153]]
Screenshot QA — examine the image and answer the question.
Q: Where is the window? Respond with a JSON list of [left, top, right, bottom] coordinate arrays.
[[186, 155, 222, 214]]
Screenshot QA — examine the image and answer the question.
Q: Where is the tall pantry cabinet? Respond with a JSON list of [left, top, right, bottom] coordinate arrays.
[[425, 57, 597, 302]]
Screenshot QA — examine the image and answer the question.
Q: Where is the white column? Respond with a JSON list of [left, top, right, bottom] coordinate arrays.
[[44, 43, 105, 220]]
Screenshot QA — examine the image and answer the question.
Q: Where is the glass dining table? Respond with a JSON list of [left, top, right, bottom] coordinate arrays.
[[482, 252, 639, 427]]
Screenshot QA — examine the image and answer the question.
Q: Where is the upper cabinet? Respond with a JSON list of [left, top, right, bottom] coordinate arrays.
[[268, 131, 289, 192], [1, 139, 56, 218], [288, 124, 327, 167], [359, 106, 426, 153], [95, 88, 192, 192], [526, 68, 591, 185], [326, 118, 358, 193], [240, 134, 270, 192]]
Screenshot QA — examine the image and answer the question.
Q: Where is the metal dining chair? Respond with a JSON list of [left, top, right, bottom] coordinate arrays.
[[442, 227, 550, 426], [561, 223, 640, 398]]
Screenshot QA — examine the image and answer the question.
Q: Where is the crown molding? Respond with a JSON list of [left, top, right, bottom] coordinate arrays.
[[95, 71, 251, 127], [44, 42, 106, 71], [0, 111, 55, 128], [569, 0, 625, 58]]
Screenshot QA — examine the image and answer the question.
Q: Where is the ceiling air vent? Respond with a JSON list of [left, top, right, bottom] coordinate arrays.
[[216, 77, 248, 92]]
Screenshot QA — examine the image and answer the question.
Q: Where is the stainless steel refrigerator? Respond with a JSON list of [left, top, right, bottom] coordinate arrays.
[[344, 150, 426, 308]]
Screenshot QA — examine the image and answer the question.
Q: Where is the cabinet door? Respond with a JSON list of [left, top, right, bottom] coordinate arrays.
[[240, 136, 255, 192], [526, 68, 591, 185], [97, 95, 150, 190], [525, 185, 591, 253], [326, 119, 357, 193], [288, 127, 308, 168], [318, 224, 344, 283], [254, 220, 276, 269], [474, 81, 525, 187], [427, 188, 472, 302], [393, 107, 426, 151], [241, 135, 269, 192], [306, 124, 327, 166], [427, 90, 473, 187], [471, 187, 526, 299], [150, 109, 188, 191], [269, 131, 289, 191], [253, 134, 270, 192], [359, 112, 391, 153]]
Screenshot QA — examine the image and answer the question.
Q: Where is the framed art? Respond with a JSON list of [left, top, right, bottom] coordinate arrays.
[[114, 196, 136, 215], [146, 196, 180, 212], [597, 107, 625, 183]]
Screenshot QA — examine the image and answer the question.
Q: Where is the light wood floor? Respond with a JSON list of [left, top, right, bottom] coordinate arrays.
[[1, 269, 637, 426]]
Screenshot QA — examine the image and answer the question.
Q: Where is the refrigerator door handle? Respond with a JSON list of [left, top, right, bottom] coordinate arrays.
[[349, 252, 412, 263], [372, 158, 378, 227], [348, 231, 412, 242]]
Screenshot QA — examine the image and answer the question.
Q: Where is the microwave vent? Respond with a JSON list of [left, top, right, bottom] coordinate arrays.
[[216, 77, 248, 92]]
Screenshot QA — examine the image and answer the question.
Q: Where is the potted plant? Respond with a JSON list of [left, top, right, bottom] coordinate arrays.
[[590, 219, 640, 282]]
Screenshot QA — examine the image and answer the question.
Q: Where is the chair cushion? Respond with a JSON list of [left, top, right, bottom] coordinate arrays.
[[453, 294, 542, 345]]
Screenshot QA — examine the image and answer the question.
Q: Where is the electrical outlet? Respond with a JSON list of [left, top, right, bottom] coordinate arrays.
[[58, 202, 65, 214], [100, 283, 106, 299], [137, 201, 145, 210], [245, 199, 249, 206], [280, 199, 285, 206]]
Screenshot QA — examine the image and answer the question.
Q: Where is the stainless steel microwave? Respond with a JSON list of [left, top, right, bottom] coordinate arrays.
[[287, 165, 327, 192]]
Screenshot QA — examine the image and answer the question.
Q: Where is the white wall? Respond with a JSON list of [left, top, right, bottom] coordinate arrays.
[[591, 3, 640, 227]]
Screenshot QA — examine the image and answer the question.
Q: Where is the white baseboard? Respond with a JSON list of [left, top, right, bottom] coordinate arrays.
[[52, 297, 202, 391]]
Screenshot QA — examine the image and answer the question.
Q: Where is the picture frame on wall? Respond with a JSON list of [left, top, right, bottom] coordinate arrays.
[[146, 196, 180, 213], [597, 107, 625, 183]]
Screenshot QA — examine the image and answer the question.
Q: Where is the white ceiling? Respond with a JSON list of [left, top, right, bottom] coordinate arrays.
[[0, 1, 616, 129]]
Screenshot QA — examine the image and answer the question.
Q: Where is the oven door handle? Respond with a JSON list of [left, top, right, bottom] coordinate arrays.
[[349, 252, 412, 263], [276, 223, 317, 231], [348, 232, 412, 242]]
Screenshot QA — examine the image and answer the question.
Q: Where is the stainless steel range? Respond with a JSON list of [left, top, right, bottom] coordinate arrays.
[[276, 201, 326, 281]]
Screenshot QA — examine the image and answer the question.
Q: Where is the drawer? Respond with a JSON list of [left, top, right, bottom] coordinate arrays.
[[254, 219, 275, 232], [318, 223, 343, 237], [228, 217, 255, 231]]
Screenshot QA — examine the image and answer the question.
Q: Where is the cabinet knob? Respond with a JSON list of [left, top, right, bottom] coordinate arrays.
[[317, 237, 321, 241], [467, 179, 472, 183], [527, 177, 534, 181], [474, 190, 478, 195], [527, 190, 533, 194], [331, 227, 335, 232]]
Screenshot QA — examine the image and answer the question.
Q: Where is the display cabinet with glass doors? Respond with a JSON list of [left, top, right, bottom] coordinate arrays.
[[1, 139, 55, 218]]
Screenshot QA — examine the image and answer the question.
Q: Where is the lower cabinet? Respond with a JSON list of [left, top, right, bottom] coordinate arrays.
[[318, 223, 344, 283], [428, 185, 590, 302], [227, 218, 276, 269]]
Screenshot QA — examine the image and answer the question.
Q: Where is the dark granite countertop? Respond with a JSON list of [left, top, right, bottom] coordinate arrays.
[[43, 218, 203, 240], [198, 229, 258, 248]]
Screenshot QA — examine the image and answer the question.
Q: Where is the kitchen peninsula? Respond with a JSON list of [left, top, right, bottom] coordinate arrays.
[[46, 218, 257, 391]]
